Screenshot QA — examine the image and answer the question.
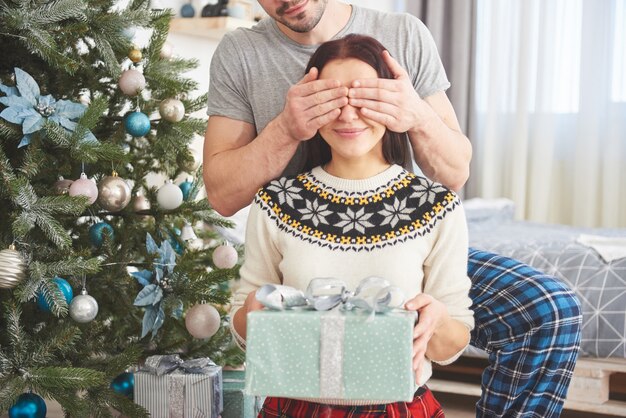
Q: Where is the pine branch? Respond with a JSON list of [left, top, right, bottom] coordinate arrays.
[[77, 95, 108, 131], [36, 277, 70, 317], [70, 139, 127, 164], [0, 377, 27, 413], [32, 0, 88, 25], [32, 326, 82, 364], [186, 93, 209, 113], [28, 366, 105, 390], [42, 121, 72, 148], [5, 302, 29, 360], [18, 147, 46, 179]]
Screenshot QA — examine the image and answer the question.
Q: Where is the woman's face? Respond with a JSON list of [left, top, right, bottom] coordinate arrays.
[[318, 58, 387, 166]]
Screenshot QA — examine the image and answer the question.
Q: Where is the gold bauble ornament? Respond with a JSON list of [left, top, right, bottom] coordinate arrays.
[[97, 171, 132, 212], [128, 47, 142, 63], [0, 245, 27, 289]]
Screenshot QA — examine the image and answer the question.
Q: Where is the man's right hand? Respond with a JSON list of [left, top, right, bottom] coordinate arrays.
[[276, 67, 349, 142]]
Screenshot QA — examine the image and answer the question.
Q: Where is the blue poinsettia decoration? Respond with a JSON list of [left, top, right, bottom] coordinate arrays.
[[0, 67, 97, 147], [132, 233, 179, 339]]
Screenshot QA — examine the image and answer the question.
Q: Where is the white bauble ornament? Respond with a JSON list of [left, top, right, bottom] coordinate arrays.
[[118, 69, 146, 96], [159, 98, 185, 122], [0, 245, 27, 289], [185, 303, 221, 339], [156, 180, 183, 210], [212, 243, 238, 269], [69, 289, 99, 323], [160, 42, 174, 59], [69, 172, 98, 205], [98, 171, 132, 212]]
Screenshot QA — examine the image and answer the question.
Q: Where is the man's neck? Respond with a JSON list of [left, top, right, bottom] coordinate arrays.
[[276, 1, 352, 45]]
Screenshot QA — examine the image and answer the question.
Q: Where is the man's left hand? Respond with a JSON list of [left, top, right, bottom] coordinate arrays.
[[348, 50, 422, 133]]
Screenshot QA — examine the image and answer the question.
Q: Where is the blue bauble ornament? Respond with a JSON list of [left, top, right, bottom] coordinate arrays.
[[168, 228, 184, 255], [111, 372, 134, 399], [9, 393, 47, 418], [124, 111, 151, 137], [179, 179, 193, 201], [181, 3, 195, 17], [89, 221, 114, 248], [37, 277, 73, 312]]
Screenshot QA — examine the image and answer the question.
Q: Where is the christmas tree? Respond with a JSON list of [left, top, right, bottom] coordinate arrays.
[[0, 0, 243, 416]]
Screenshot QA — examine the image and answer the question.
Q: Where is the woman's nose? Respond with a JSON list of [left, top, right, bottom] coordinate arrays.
[[338, 103, 359, 122]]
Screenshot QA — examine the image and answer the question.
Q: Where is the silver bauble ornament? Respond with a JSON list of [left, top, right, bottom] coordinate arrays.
[[133, 194, 151, 212], [159, 98, 185, 122], [0, 245, 27, 289], [157, 180, 184, 211], [69, 288, 99, 323], [98, 171, 132, 212], [185, 303, 221, 339]]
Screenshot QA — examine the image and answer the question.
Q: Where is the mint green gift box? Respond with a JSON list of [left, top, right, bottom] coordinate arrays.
[[244, 309, 417, 402]]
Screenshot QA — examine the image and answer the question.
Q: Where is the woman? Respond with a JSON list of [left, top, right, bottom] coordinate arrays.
[[230, 34, 474, 417]]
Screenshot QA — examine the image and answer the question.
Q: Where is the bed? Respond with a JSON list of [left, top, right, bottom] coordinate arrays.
[[428, 198, 626, 415]]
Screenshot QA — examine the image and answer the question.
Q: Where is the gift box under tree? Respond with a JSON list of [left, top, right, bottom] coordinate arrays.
[[134, 355, 223, 418], [244, 280, 417, 402], [222, 369, 263, 418]]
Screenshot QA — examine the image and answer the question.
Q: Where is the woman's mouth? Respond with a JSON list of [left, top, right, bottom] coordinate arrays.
[[334, 128, 367, 139]]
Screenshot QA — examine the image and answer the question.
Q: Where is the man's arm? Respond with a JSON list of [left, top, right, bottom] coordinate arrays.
[[409, 90, 471, 192], [203, 115, 299, 217], [203, 68, 348, 216], [348, 51, 471, 191]]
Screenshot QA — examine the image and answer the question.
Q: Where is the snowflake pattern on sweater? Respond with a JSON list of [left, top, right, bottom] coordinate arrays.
[[254, 167, 460, 251]]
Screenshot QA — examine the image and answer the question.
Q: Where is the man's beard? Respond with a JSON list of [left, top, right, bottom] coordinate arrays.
[[275, 0, 328, 33]]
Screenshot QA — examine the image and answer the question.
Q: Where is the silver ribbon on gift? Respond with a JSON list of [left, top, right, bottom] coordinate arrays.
[[255, 276, 405, 314], [255, 277, 407, 399], [140, 355, 222, 418]]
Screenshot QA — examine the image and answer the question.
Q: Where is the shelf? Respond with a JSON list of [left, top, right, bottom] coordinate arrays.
[[169, 17, 256, 40]]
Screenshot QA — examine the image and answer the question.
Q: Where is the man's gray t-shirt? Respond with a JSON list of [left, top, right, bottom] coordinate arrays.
[[207, 5, 450, 176]]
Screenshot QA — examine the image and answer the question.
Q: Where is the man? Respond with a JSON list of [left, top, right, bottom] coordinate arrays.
[[203, 1, 582, 416]]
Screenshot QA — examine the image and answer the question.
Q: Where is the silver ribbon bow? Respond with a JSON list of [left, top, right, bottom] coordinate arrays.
[[255, 276, 406, 315], [141, 355, 221, 418]]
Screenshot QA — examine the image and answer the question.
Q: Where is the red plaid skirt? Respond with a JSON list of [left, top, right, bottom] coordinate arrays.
[[257, 386, 444, 418]]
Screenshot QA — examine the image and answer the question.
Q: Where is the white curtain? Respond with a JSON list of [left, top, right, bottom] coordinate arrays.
[[467, 0, 626, 228]]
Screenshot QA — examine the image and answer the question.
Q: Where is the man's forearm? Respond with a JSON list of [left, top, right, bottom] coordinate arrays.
[[409, 122, 471, 192], [204, 120, 300, 216]]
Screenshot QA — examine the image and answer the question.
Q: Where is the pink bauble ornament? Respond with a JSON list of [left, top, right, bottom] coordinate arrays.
[[212, 244, 238, 269], [69, 173, 98, 205], [118, 69, 146, 96], [185, 303, 221, 339]]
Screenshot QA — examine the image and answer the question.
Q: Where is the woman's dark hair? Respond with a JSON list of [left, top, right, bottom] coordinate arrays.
[[302, 34, 410, 171]]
